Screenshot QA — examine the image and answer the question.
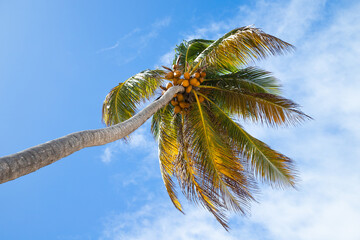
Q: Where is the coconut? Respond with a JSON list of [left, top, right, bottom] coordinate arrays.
[[165, 72, 174, 79], [200, 72, 206, 78], [194, 72, 200, 79], [166, 83, 173, 89], [174, 70, 182, 78], [173, 93, 178, 98], [190, 78, 198, 86], [186, 85, 192, 93], [179, 102, 187, 108], [177, 93, 184, 102], [173, 78, 178, 85], [193, 80, 201, 87], [199, 77, 204, 83], [183, 72, 190, 80], [198, 95, 205, 103], [174, 106, 181, 113], [177, 79, 183, 85], [181, 80, 189, 87]]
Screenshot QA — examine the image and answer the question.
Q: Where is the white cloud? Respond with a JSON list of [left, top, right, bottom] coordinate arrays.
[[100, 124, 162, 192], [100, 125, 156, 163], [101, 143, 117, 163], [100, 0, 360, 239], [157, 49, 174, 68], [100, 203, 245, 240]]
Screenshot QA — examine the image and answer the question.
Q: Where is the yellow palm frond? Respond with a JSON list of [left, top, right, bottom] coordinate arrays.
[[193, 26, 294, 72], [205, 66, 282, 94], [199, 93, 298, 187], [177, 91, 256, 229], [156, 105, 183, 212], [102, 69, 165, 126], [199, 85, 310, 126]]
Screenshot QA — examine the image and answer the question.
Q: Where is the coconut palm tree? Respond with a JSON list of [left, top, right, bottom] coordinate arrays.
[[0, 26, 310, 229]]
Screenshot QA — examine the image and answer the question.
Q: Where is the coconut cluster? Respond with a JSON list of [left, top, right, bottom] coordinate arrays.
[[162, 65, 206, 114]]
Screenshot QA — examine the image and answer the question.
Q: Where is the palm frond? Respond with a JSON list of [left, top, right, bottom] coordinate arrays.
[[205, 67, 282, 94], [193, 26, 294, 72], [174, 114, 223, 215], [151, 104, 171, 139], [199, 85, 310, 126], [174, 39, 214, 70], [156, 104, 183, 212], [178, 91, 257, 229], [198, 92, 297, 187], [102, 69, 165, 126]]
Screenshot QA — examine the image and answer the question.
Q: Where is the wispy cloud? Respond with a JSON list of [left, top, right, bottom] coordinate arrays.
[[136, 17, 172, 54], [101, 0, 360, 239], [97, 41, 120, 53], [97, 28, 141, 53], [97, 17, 171, 64]]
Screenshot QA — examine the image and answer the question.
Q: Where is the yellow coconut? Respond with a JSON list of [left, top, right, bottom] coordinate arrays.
[[171, 100, 178, 106], [199, 77, 204, 83], [193, 80, 201, 87], [182, 80, 189, 87], [190, 78, 198, 86], [174, 106, 181, 114], [173, 93, 178, 98], [166, 83, 173, 89], [186, 85, 192, 93], [179, 102, 187, 108], [165, 72, 174, 79], [173, 78, 178, 85], [177, 79, 183, 85], [177, 93, 184, 102], [198, 95, 205, 103], [174, 70, 182, 78], [200, 72, 206, 78], [183, 72, 190, 80], [194, 72, 200, 79]]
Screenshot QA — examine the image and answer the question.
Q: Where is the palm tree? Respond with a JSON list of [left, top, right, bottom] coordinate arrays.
[[0, 26, 310, 229]]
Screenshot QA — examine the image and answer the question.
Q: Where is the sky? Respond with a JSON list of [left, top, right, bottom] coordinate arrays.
[[0, 0, 359, 239]]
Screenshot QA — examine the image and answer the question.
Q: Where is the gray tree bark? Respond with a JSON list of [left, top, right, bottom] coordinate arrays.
[[0, 86, 184, 184]]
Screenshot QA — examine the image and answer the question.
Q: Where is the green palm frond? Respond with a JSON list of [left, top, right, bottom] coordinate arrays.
[[199, 93, 297, 187], [102, 69, 165, 126], [193, 26, 294, 73], [205, 67, 282, 94], [174, 39, 214, 69], [199, 85, 310, 126]]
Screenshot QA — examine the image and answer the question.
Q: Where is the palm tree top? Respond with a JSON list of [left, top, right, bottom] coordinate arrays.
[[102, 26, 310, 230]]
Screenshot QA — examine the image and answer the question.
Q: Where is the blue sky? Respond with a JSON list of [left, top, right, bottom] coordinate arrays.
[[1, 0, 360, 239]]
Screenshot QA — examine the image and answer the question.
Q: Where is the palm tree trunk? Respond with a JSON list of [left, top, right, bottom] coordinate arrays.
[[0, 86, 184, 184]]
